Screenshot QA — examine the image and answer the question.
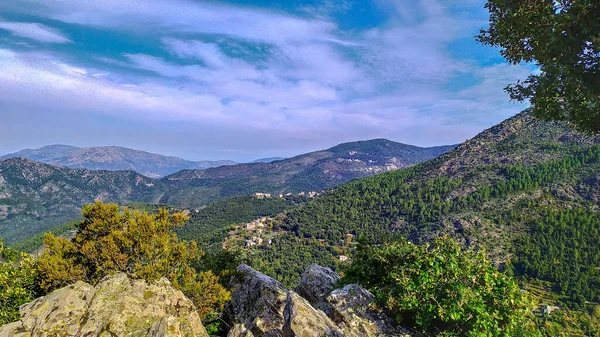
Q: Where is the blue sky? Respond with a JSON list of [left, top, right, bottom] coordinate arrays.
[[0, 0, 532, 161]]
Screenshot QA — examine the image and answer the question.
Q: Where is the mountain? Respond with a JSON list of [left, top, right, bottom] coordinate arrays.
[[251, 157, 286, 163], [0, 145, 236, 178], [0, 158, 164, 244], [161, 139, 456, 206], [230, 112, 600, 312], [0, 139, 454, 245]]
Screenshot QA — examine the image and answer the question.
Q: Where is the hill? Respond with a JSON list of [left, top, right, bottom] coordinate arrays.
[[160, 139, 456, 206], [221, 112, 600, 311], [0, 158, 164, 244], [0, 139, 453, 245], [0, 145, 236, 178]]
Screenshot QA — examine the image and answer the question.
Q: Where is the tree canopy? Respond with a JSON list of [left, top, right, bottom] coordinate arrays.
[[343, 237, 541, 337], [36, 201, 230, 320], [478, 0, 600, 133]]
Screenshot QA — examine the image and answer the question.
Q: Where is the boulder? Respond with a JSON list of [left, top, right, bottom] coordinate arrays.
[[296, 263, 340, 312], [228, 264, 348, 337], [283, 292, 344, 337], [0, 273, 208, 337], [326, 284, 412, 337], [227, 264, 288, 335]]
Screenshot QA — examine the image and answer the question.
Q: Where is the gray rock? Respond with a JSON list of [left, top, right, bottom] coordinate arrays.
[[327, 284, 412, 337], [296, 264, 340, 310], [227, 264, 289, 334], [0, 273, 208, 337], [228, 264, 350, 337], [283, 292, 344, 337]]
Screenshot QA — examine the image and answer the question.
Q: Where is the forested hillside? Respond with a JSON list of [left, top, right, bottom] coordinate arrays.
[[234, 112, 600, 312], [0, 158, 164, 244]]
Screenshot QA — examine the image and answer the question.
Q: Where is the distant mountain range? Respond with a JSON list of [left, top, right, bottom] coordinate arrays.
[[0, 139, 455, 244], [163, 139, 457, 206], [0, 145, 237, 178]]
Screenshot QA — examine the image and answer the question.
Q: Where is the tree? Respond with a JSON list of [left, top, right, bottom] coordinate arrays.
[[478, 0, 600, 133], [36, 202, 230, 320], [0, 238, 39, 324], [343, 237, 541, 337]]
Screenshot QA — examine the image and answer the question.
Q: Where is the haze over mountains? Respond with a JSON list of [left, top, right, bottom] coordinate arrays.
[[0, 139, 455, 244], [0, 145, 237, 178]]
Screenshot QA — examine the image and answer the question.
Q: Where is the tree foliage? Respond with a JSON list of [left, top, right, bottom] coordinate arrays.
[[343, 237, 541, 337], [0, 238, 38, 324], [478, 0, 600, 133], [36, 201, 230, 320]]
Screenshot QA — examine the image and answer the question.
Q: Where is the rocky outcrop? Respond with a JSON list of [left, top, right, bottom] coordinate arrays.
[[0, 273, 208, 337], [227, 264, 413, 337], [296, 263, 340, 312]]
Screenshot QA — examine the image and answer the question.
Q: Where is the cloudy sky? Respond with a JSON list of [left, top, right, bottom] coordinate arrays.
[[0, 0, 531, 161]]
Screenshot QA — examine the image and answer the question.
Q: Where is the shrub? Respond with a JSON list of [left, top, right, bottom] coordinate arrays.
[[343, 236, 541, 337]]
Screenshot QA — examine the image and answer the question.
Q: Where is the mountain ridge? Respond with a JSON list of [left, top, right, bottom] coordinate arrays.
[[0, 145, 237, 178], [0, 139, 455, 244]]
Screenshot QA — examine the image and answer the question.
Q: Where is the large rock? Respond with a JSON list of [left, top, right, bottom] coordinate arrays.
[[296, 263, 340, 312], [228, 264, 346, 337], [326, 284, 412, 337], [0, 273, 208, 337], [227, 264, 289, 334]]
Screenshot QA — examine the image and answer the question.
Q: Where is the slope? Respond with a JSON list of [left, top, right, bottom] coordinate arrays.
[[0, 158, 165, 244], [236, 112, 600, 309]]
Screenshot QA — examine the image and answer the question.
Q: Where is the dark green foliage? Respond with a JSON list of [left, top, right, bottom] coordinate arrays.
[[10, 220, 79, 253], [478, 0, 600, 133], [515, 208, 600, 306], [343, 237, 540, 337]]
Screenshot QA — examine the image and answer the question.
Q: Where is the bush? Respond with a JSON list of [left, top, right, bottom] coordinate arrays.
[[343, 236, 541, 337], [36, 201, 230, 320], [0, 238, 39, 324]]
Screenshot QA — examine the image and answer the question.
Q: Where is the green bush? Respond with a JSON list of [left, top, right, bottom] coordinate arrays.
[[0, 238, 39, 324], [343, 237, 541, 337]]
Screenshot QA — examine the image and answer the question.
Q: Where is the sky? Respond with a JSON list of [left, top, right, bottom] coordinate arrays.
[[0, 0, 532, 162]]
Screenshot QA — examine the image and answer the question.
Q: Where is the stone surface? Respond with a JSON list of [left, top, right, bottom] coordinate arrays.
[[296, 263, 340, 312], [283, 292, 344, 337], [227, 324, 254, 337], [327, 284, 412, 337], [0, 273, 208, 337], [227, 264, 288, 335], [228, 264, 355, 337]]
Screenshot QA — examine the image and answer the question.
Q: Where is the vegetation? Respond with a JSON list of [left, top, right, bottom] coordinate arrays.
[[36, 202, 230, 320], [514, 207, 600, 306], [0, 239, 38, 324], [176, 194, 308, 247], [478, 0, 600, 133], [10, 219, 79, 253], [343, 237, 540, 337]]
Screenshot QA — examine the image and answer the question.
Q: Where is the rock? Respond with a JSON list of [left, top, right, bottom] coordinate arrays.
[[0, 273, 208, 337], [283, 292, 344, 337], [296, 264, 340, 311], [0, 321, 28, 337], [326, 284, 411, 337], [228, 264, 349, 337], [227, 324, 254, 337], [227, 264, 288, 335]]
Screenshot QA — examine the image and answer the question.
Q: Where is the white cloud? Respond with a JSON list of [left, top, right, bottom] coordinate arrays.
[[0, 0, 534, 158], [0, 20, 71, 43]]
